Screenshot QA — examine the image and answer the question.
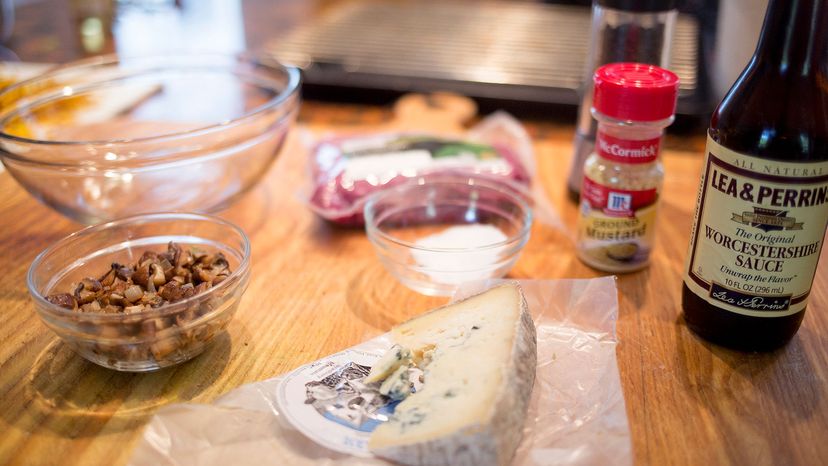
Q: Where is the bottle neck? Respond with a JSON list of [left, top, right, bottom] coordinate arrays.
[[752, 0, 828, 75]]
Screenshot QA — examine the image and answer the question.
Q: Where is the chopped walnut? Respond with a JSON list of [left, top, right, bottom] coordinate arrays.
[[44, 241, 231, 313], [46, 293, 76, 310], [43, 242, 233, 365]]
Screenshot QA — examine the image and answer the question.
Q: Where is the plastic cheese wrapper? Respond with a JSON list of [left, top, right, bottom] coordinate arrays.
[[129, 278, 630, 466], [304, 112, 562, 230]]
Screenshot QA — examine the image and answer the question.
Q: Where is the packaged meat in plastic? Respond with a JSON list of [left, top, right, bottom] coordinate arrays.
[[306, 112, 536, 226]]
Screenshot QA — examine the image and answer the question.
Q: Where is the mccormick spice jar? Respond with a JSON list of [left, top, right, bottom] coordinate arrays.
[[576, 63, 679, 273]]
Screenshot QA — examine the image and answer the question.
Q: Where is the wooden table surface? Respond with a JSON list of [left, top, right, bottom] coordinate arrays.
[[1, 1, 827, 466]]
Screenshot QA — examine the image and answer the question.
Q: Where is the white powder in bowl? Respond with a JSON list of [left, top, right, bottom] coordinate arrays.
[[412, 224, 509, 285]]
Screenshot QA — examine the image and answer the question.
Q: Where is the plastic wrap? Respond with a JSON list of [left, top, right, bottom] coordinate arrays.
[[304, 112, 562, 228], [129, 278, 630, 466]]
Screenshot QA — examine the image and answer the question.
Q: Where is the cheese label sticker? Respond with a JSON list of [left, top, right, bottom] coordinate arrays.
[[276, 342, 392, 457], [683, 135, 828, 317]]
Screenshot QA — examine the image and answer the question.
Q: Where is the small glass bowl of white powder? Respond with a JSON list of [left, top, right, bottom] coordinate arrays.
[[364, 175, 532, 296]]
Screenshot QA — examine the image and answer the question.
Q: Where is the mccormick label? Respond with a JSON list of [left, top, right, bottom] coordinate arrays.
[[578, 176, 660, 270], [683, 135, 828, 317], [582, 178, 657, 218], [597, 131, 661, 164]]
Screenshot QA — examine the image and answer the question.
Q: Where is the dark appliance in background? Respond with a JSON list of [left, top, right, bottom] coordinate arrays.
[[267, 0, 720, 120]]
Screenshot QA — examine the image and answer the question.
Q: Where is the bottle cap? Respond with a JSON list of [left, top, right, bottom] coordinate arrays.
[[593, 63, 680, 122]]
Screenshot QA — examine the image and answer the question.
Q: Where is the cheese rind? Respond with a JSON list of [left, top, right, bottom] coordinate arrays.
[[368, 284, 537, 466]]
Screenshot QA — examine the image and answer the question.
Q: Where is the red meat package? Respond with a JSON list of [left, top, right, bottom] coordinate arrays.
[[306, 112, 536, 226]]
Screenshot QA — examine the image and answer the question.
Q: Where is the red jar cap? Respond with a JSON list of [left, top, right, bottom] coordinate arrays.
[[593, 63, 679, 122]]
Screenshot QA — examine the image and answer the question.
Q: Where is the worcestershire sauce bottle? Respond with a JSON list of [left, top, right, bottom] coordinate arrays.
[[682, 0, 828, 350]]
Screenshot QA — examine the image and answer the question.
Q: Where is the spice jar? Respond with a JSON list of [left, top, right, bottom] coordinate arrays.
[[576, 63, 679, 273], [567, 0, 678, 200]]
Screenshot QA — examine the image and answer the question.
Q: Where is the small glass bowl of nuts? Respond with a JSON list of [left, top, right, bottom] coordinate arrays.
[[27, 213, 250, 371]]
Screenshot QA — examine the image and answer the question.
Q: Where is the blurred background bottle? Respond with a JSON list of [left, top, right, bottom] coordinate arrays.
[[567, 0, 677, 201]]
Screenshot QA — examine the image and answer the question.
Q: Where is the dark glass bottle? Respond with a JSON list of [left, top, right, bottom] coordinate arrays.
[[681, 0, 828, 350]]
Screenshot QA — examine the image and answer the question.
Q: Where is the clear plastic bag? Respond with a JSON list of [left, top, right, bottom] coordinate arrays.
[[130, 278, 630, 466], [304, 112, 554, 228]]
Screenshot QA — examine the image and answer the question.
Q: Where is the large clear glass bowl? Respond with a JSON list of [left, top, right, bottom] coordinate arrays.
[[0, 53, 301, 224], [27, 213, 251, 372], [364, 175, 533, 296]]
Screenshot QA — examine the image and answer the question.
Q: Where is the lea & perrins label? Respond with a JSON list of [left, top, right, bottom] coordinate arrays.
[[683, 135, 828, 317]]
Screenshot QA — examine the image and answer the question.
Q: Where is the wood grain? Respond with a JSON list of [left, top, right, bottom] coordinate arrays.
[[0, 96, 827, 466], [1, 0, 828, 463]]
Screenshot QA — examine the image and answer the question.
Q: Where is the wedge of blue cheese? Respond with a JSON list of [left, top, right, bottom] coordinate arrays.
[[368, 284, 537, 466]]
